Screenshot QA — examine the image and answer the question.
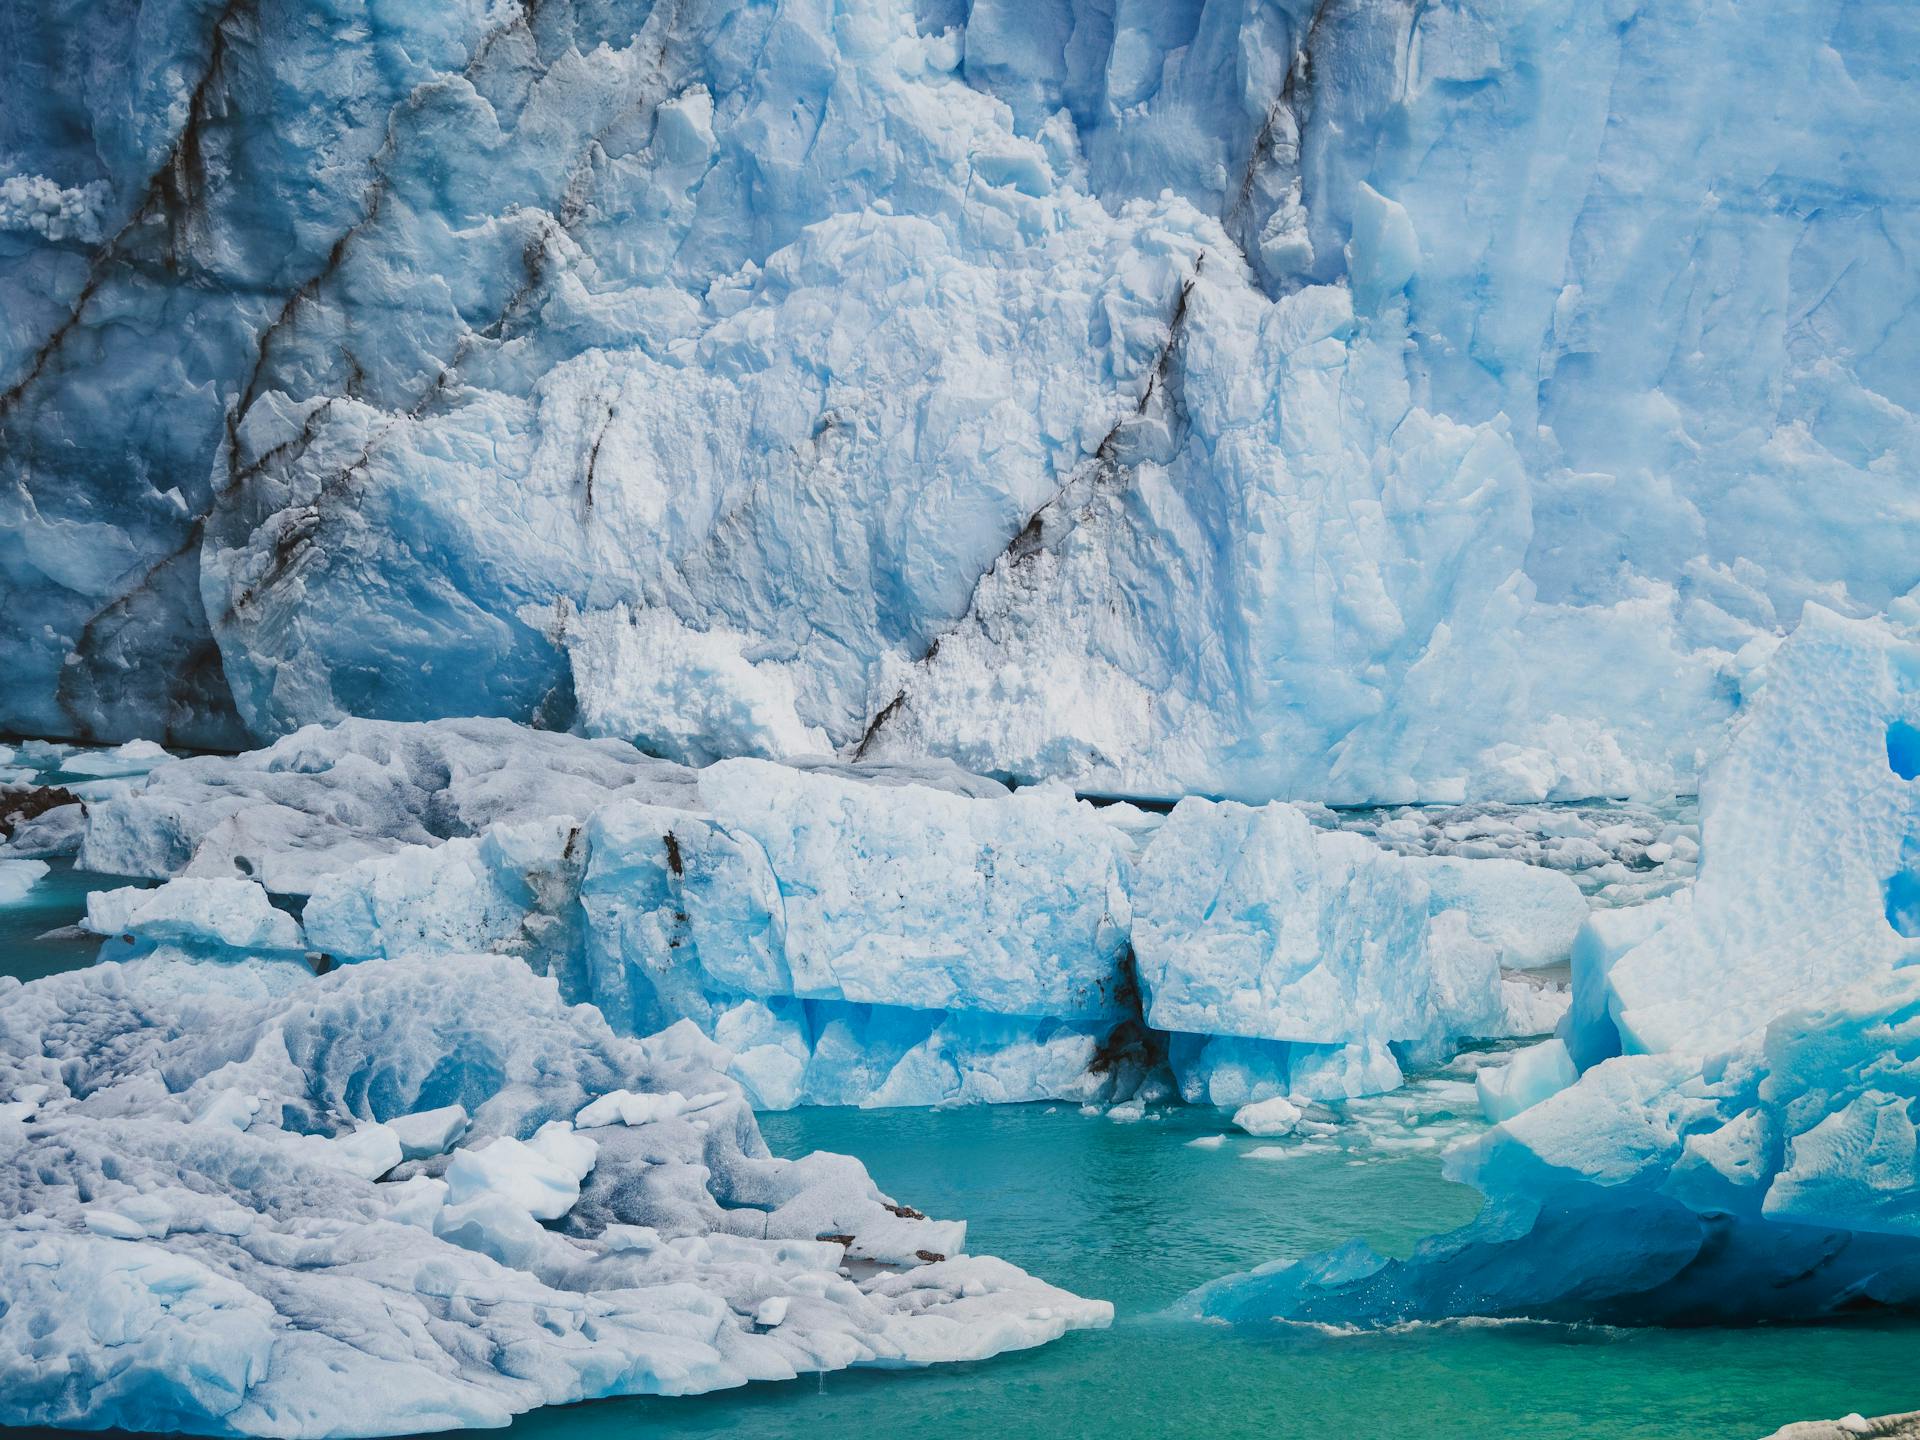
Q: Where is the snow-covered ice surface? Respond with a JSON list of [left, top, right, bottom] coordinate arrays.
[[4, 0, 1914, 810], [1189, 609, 1920, 1326], [0, 949, 1109, 1435]]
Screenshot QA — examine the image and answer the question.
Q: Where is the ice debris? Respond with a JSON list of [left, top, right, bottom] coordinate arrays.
[[0, 950, 1110, 1435]]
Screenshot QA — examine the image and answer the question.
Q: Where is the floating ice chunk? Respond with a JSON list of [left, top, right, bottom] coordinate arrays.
[[1243, 1145, 1327, 1162], [1232, 1096, 1301, 1137], [1475, 1039, 1577, 1122], [0, 859, 48, 906], [387, 1104, 469, 1160], [85, 878, 303, 953], [60, 739, 170, 778]]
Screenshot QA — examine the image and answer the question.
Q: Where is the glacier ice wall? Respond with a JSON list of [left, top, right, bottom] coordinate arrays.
[[1189, 608, 1920, 1325], [0, 948, 1110, 1435], [5, 0, 1916, 802]]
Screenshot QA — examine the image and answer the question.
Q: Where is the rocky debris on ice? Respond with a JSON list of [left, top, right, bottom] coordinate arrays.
[[1189, 609, 1920, 1326], [0, 950, 1110, 1436]]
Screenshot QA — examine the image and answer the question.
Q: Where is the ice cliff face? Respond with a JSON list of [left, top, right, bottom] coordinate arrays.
[[45, 717, 1588, 1109], [6, 0, 1917, 802]]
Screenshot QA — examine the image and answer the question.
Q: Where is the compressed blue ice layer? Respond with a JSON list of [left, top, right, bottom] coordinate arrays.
[[6, 1, 1916, 803], [1190, 610, 1920, 1325], [0, 950, 1111, 1436]]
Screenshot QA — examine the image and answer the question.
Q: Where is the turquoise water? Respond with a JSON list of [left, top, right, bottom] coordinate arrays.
[[2, 860, 1916, 1439], [498, 1101, 1920, 1440], [0, 859, 137, 982]]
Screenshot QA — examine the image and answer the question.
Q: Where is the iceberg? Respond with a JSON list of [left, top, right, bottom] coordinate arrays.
[[1133, 796, 1577, 1104], [69, 718, 1580, 1109], [0, 950, 1109, 1435], [1189, 609, 1920, 1326]]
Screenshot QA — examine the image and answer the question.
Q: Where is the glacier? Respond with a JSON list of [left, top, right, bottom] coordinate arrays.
[[1189, 608, 1920, 1325], [4, 0, 1916, 805], [4, 0, 1920, 1429], [36, 715, 1591, 1112]]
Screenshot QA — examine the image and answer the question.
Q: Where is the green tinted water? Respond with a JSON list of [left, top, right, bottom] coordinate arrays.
[[508, 1102, 1920, 1440], [0, 859, 133, 982]]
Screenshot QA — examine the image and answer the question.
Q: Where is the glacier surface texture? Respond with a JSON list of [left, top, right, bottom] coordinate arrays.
[[4, 0, 1917, 804], [1190, 610, 1920, 1325]]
